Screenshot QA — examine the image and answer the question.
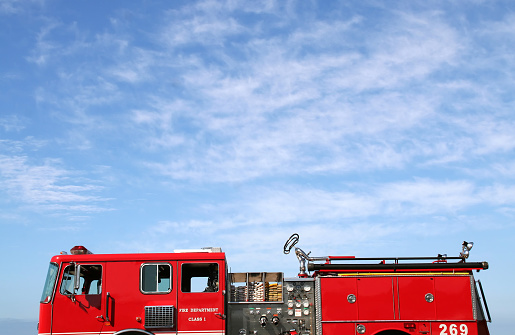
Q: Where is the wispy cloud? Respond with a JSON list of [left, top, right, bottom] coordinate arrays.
[[0, 0, 21, 15], [132, 176, 513, 248], [0, 154, 111, 216], [0, 115, 26, 132], [9, 1, 515, 221], [112, 7, 476, 182], [26, 18, 62, 66], [3, 1, 515, 329], [20, 3, 468, 185]]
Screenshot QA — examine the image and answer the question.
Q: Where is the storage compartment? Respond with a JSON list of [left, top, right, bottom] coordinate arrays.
[[229, 272, 283, 302]]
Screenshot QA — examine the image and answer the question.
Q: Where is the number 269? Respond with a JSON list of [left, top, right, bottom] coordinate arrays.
[[439, 324, 468, 335]]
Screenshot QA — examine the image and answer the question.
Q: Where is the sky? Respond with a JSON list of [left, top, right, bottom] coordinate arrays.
[[0, 0, 513, 334]]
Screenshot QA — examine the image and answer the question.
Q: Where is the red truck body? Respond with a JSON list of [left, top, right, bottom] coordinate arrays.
[[314, 262, 490, 335], [38, 239, 490, 335]]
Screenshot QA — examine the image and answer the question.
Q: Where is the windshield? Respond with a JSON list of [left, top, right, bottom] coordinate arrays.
[[40, 263, 59, 303]]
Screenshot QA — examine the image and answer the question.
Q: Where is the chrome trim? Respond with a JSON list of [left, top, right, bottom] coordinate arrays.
[[470, 275, 478, 320], [140, 262, 173, 294], [315, 276, 323, 335]]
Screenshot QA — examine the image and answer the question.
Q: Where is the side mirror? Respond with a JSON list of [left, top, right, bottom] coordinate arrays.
[[74, 264, 81, 291]]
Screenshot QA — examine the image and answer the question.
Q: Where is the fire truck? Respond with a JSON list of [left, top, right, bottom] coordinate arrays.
[[38, 234, 491, 335]]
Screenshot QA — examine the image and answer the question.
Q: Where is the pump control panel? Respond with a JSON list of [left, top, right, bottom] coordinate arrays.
[[228, 274, 315, 335]]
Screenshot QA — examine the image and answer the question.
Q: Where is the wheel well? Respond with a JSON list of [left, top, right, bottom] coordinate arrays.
[[375, 331, 410, 335], [114, 330, 154, 335]]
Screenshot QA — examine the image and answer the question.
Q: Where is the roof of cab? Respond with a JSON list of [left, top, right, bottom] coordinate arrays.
[[50, 250, 226, 263]]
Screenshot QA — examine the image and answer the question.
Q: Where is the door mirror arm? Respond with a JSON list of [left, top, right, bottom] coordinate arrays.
[[74, 263, 81, 291]]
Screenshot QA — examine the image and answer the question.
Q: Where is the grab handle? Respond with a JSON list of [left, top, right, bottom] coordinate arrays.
[[105, 292, 112, 323]]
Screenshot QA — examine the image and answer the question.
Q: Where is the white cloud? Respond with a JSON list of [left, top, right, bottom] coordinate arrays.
[[113, 7, 477, 182], [161, 7, 247, 47], [27, 2, 495, 185], [0, 115, 26, 132], [134, 177, 513, 243], [108, 48, 158, 84], [13, 0, 515, 220], [478, 184, 515, 206], [377, 179, 479, 215], [0, 154, 111, 215], [26, 18, 62, 66]]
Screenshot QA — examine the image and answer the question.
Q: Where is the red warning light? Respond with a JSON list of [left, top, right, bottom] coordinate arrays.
[[70, 246, 92, 255]]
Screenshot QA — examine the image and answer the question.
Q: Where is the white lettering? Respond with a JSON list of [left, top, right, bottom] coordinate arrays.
[[439, 324, 468, 335], [189, 307, 218, 313]]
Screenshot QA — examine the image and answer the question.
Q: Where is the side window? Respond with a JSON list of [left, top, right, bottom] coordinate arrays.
[[141, 263, 172, 294], [60, 264, 102, 295], [181, 263, 219, 293]]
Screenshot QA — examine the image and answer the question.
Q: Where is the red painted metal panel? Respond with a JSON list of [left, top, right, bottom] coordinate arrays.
[[51, 262, 105, 335], [322, 322, 355, 334], [37, 303, 52, 334], [51, 251, 226, 263], [46, 253, 227, 335], [356, 277, 394, 321], [101, 260, 178, 333], [177, 260, 225, 334], [398, 276, 436, 320], [435, 276, 474, 320], [319, 277, 358, 321], [323, 321, 433, 335]]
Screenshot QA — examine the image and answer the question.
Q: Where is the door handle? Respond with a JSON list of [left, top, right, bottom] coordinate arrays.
[[105, 292, 112, 323]]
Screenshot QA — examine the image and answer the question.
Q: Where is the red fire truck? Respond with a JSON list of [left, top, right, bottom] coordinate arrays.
[[38, 234, 491, 335]]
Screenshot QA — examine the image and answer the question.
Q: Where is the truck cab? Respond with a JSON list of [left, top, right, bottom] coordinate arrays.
[[39, 246, 227, 335]]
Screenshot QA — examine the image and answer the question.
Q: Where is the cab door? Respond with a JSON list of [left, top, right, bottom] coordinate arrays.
[[100, 260, 178, 334], [52, 262, 105, 334], [177, 260, 225, 335]]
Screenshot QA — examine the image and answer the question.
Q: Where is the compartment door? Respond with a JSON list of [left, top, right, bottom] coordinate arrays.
[[398, 276, 436, 320], [356, 277, 395, 320], [177, 260, 226, 335], [319, 277, 358, 321]]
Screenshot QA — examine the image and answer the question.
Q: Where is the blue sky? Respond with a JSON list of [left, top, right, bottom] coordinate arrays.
[[0, 0, 513, 333]]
